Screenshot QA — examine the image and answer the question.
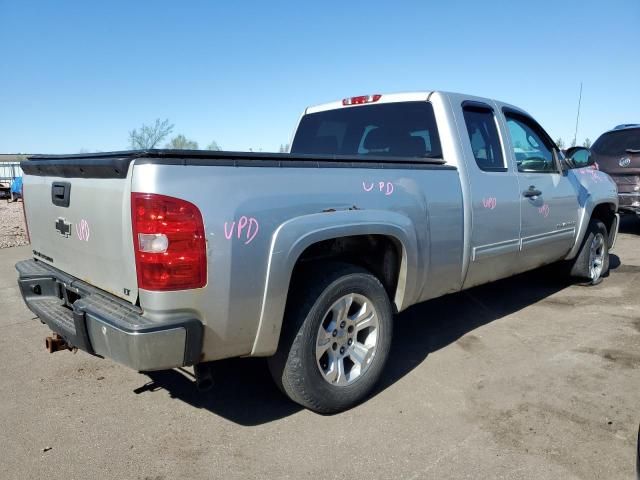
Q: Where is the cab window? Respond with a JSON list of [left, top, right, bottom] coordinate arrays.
[[462, 105, 505, 171], [291, 102, 442, 159], [505, 113, 557, 173]]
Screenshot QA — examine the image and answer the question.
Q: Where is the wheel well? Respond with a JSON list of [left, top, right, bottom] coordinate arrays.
[[591, 203, 616, 236], [293, 235, 402, 307]]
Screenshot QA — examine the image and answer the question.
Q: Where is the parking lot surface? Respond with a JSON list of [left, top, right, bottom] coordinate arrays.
[[1, 219, 639, 480]]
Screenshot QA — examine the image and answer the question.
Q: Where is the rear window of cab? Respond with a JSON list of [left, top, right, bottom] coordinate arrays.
[[291, 102, 442, 159]]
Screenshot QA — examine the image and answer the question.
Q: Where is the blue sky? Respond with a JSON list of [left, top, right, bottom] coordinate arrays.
[[1, 0, 638, 154]]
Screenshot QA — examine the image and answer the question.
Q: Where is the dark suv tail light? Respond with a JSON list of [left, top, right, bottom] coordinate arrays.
[[131, 193, 206, 291]]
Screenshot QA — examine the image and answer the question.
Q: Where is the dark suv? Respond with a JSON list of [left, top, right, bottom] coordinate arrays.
[[591, 125, 640, 214]]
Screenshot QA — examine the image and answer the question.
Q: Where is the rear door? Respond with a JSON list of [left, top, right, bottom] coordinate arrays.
[[456, 100, 522, 289], [502, 110, 580, 268], [22, 157, 138, 302]]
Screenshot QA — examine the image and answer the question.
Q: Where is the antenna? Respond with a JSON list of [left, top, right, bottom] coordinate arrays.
[[572, 82, 583, 147]]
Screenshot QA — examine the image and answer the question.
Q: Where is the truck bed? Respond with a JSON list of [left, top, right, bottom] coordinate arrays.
[[21, 148, 463, 364]]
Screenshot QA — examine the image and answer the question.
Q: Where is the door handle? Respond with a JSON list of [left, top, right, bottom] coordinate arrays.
[[523, 186, 542, 198], [51, 181, 71, 207]]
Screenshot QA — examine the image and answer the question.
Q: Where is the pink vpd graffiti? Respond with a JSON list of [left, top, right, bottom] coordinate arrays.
[[362, 181, 394, 196], [482, 197, 497, 210], [578, 167, 604, 183], [76, 219, 90, 242], [538, 204, 550, 218], [362, 181, 374, 192], [224, 216, 259, 245]]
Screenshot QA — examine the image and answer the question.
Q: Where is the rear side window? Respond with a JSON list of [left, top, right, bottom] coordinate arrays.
[[291, 102, 442, 159], [592, 129, 640, 156], [462, 105, 505, 171]]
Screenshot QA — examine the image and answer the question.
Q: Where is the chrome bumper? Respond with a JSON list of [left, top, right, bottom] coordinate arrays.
[[618, 192, 640, 213], [15, 259, 202, 371]]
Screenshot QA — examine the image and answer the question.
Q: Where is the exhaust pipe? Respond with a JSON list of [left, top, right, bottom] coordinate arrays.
[[194, 363, 214, 392], [45, 333, 70, 353]]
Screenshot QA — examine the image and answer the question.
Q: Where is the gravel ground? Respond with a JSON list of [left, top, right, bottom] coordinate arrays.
[[0, 200, 28, 248]]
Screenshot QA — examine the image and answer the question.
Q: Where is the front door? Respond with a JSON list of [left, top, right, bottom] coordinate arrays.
[[503, 111, 580, 269]]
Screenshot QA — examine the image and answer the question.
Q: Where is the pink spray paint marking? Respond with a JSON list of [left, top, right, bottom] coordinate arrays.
[[578, 166, 604, 183], [538, 204, 550, 218], [76, 219, 90, 242], [482, 197, 497, 210], [363, 181, 394, 196], [589, 169, 603, 183], [223, 222, 235, 240], [224, 217, 259, 245]]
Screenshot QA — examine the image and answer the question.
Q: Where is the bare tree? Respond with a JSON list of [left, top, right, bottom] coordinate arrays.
[[555, 138, 565, 149], [278, 143, 290, 153], [206, 141, 221, 151], [582, 138, 592, 148], [129, 119, 174, 149], [166, 134, 198, 150]]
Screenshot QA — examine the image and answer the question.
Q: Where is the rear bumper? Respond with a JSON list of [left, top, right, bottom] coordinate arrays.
[[15, 259, 202, 371], [618, 192, 640, 214]]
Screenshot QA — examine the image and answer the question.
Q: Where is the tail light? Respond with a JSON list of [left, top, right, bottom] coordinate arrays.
[[131, 193, 206, 291], [342, 94, 382, 106]]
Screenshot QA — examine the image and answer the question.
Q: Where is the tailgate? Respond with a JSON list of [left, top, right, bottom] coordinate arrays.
[[22, 155, 138, 303]]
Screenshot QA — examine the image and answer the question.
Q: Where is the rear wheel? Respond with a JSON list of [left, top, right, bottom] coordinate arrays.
[[570, 219, 609, 285], [268, 263, 393, 413]]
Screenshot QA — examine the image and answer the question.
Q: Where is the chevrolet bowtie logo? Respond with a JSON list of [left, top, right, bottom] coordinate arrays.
[[55, 217, 72, 238]]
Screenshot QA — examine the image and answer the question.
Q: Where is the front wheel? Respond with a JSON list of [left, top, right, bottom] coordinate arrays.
[[570, 219, 610, 285], [268, 263, 393, 414]]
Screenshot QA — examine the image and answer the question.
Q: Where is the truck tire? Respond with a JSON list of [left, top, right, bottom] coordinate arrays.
[[569, 218, 609, 285], [268, 263, 393, 414]]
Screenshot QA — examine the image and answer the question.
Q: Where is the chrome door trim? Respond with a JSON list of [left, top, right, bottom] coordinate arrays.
[[472, 238, 520, 261], [520, 227, 575, 250]]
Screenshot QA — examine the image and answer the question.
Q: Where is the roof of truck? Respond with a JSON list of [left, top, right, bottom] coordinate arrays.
[[304, 90, 530, 119]]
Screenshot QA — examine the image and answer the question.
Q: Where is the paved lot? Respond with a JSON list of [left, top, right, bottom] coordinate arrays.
[[1, 219, 639, 480]]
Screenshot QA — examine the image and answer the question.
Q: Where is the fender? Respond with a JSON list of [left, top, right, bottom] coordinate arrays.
[[250, 209, 420, 356], [565, 200, 617, 260]]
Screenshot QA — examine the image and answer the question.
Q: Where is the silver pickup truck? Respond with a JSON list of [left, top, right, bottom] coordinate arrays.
[[16, 91, 619, 413]]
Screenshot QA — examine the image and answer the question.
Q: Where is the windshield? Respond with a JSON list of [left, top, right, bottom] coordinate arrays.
[[592, 128, 640, 156], [291, 102, 442, 159]]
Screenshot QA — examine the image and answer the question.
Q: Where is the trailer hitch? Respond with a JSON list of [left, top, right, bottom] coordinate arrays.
[[45, 333, 73, 353]]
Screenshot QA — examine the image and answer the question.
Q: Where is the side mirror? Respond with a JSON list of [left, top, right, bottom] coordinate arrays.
[[565, 146, 594, 169]]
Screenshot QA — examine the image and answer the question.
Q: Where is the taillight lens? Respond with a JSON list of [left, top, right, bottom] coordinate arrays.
[[131, 193, 207, 291]]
